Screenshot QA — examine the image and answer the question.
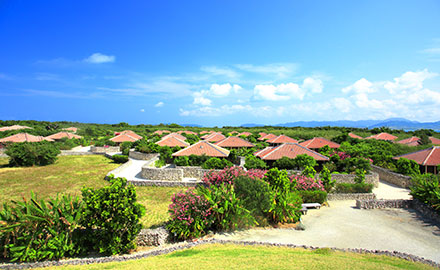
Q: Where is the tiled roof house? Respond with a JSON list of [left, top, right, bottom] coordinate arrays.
[[396, 137, 421, 147], [299, 137, 340, 149], [393, 146, 440, 174], [46, 132, 82, 140], [254, 143, 329, 162], [153, 130, 170, 135], [0, 125, 32, 132], [266, 135, 298, 145], [172, 141, 230, 157], [114, 130, 143, 140], [214, 136, 255, 148], [162, 132, 187, 141], [62, 127, 78, 133], [110, 131, 142, 144], [365, 132, 398, 141], [0, 133, 54, 143], [238, 132, 252, 137], [202, 132, 226, 143], [177, 130, 198, 135], [348, 132, 363, 139], [430, 137, 440, 145], [258, 133, 277, 141], [156, 136, 189, 148]]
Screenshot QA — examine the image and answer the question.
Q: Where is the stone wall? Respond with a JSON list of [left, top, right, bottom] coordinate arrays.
[[328, 193, 376, 201], [177, 166, 220, 179], [129, 150, 159, 160], [331, 172, 379, 187], [59, 151, 97, 156], [90, 146, 120, 153], [371, 165, 412, 188], [141, 167, 183, 181], [136, 227, 170, 247]]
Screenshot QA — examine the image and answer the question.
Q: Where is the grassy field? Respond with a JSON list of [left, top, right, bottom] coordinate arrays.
[[0, 155, 185, 228], [39, 243, 435, 270]]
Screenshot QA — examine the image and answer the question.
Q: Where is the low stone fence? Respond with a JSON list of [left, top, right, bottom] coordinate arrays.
[[90, 146, 120, 153], [141, 166, 184, 181], [129, 150, 159, 160], [128, 179, 200, 187], [356, 199, 440, 225], [328, 193, 376, 201], [137, 227, 170, 247], [371, 165, 412, 188], [59, 151, 96, 156], [331, 172, 379, 187]]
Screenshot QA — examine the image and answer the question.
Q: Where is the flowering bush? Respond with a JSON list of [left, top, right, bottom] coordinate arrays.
[[330, 151, 351, 161], [202, 166, 267, 186], [291, 175, 325, 191], [167, 188, 212, 240]]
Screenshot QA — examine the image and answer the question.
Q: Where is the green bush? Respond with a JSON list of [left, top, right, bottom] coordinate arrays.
[[298, 190, 328, 204], [264, 168, 303, 223], [0, 193, 83, 262], [354, 169, 366, 183], [54, 138, 79, 150], [319, 166, 335, 192], [81, 175, 146, 255], [244, 155, 268, 170], [273, 156, 296, 170], [174, 156, 189, 166], [135, 140, 159, 153], [396, 158, 420, 176], [334, 183, 373, 193], [293, 154, 317, 169], [410, 174, 440, 213], [301, 165, 317, 178], [198, 184, 254, 231], [201, 157, 233, 169], [188, 154, 210, 166], [112, 154, 129, 163], [120, 141, 133, 155], [234, 175, 274, 226], [155, 159, 166, 168], [6, 141, 60, 167]]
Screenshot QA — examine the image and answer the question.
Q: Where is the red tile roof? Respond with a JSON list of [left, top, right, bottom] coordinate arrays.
[[229, 131, 239, 135], [46, 132, 82, 140], [114, 130, 143, 140], [238, 132, 252, 137], [0, 133, 54, 143], [200, 130, 215, 135], [430, 137, 440, 145], [62, 127, 78, 133], [156, 136, 189, 148], [162, 132, 187, 141], [172, 141, 230, 157], [393, 146, 440, 166], [348, 132, 363, 139], [397, 137, 420, 146], [266, 135, 298, 144], [365, 132, 398, 141], [214, 136, 255, 148], [153, 130, 170, 135], [177, 130, 198, 135], [259, 132, 267, 137], [299, 137, 340, 149], [203, 132, 226, 143], [0, 125, 32, 132], [255, 143, 329, 161], [110, 133, 140, 143], [258, 133, 277, 141]]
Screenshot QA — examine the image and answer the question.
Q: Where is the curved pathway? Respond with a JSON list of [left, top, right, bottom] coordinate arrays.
[[214, 181, 440, 263]]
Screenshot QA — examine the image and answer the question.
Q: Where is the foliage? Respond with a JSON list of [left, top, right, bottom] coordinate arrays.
[[317, 145, 331, 157], [202, 166, 248, 186], [272, 156, 296, 170], [93, 138, 117, 147], [319, 166, 335, 192], [120, 141, 133, 156], [334, 183, 374, 193], [396, 158, 420, 176], [244, 155, 268, 170], [264, 169, 303, 223], [301, 166, 317, 178], [410, 174, 440, 213], [182, 134, 200, 145], [354, 169, 366, 184], [54, 138, 80, 150], [6, 141, 60, 167], [166, 188, 212, 240], [293, 154, 317, 169], [419, 134, 430, 145], [198, 184, 254, 231], [81, 175, 146, 255], [292, 175, 325, 191], [135, 140, 160, 154], [174, 156, 189, 166], [188, 154, 210, 166], [234, 176, 274, 225], [155, 159, 166, 168], [158, 146, 174, 163], [201, 157, 233, 170], [298, 190, 328, 204], [0, 193, 83, 262], [112, 154, 128, 163]]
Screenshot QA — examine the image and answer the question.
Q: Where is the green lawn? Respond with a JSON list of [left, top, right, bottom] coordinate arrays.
[[0, 155, 185, 228], [39, 243, 435, 270]]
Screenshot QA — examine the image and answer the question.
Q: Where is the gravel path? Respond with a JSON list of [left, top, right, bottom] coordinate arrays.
[[215, 181, 440, 263], [112, 158, 155, 181]]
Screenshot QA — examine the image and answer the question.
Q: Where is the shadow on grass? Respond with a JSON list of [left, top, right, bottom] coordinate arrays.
[[167, 249, 202, 258]]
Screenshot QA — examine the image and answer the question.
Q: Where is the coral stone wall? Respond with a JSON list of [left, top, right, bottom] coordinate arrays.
[[141, 167, 183, 181], [371, 165, 412, 188], [129, 150, 159, 160], [90, 146, 120, 153], [331, 172, 379, 187]]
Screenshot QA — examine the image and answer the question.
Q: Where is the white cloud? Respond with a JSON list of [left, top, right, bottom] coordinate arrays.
[[421, 47, 440, 54], [84, 53, 115, 64], [235, 63, 298, 78], [140, 109, 145, 112], [201, 66, 239, 78], [193, 92, 212, 106], [302, 77, 323, 93], [332, 97, 352, 113], [254, 83, 304, 101], [154, 101, 164, 107], [383, 69, 437, 94], [209, 83, 241, 97], [342, 78, 375, 94]]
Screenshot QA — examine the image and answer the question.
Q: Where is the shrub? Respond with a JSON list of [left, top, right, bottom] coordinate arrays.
[[264, 168, 303, 223], [272, 156, 296, 170], [159, 146, 173, 163], [155, 159, 166, 168], [166, 188, 212, 240], [188, 154, 210, 166], [354, 169, 366, 184], [201, 157, 233, 170], [81, 175, 145, 255], [293, 154, 317, 169], [410, 174, 440, 213], [301, 166, 317, 178], [396, 158, 420, 176], [244, 155, 268, 170], [174, 156, 189, 166], [55, 138, 79, 150], [0, 193, 83, 262], [234, 175, 274, 225], [203, 166, 244, 186], [112, 154, 129, 163], [120, 141, 133, 156], [293, 175, 325, 191], [334, 183, 374, 193], [198, 184, 254, 231], [319, 166, 335, 192], [135, 140, 159, 154], [298, 190, 327, 204], [6, 141, 60, 167]]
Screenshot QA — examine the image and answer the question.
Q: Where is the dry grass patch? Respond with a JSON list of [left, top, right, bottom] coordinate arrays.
[[39, 243, 436, 270]]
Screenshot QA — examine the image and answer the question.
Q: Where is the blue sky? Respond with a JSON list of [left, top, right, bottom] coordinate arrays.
[[0, 0, 439, 126]]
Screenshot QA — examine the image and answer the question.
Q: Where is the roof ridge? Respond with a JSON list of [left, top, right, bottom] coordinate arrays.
[[422, 147, 437, 165], [205, 141, 229, 156]]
